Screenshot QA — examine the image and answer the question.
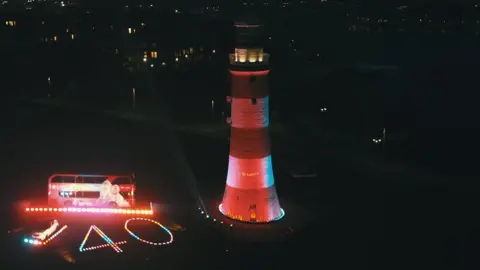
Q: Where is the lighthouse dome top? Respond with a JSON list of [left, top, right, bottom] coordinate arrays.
[[234, 12, 263, 28]]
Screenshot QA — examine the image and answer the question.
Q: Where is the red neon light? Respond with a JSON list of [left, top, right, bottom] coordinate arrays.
[[25, 207, 153, 215], [229, 70, 270, 76]]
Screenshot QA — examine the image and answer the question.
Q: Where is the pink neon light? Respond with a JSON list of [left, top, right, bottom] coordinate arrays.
[[226, 155, 274, 189], [229, 70, 270, 76], [25, 207, 153, 215]]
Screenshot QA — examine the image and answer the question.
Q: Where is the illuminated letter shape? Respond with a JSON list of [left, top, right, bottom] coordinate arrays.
[[124, 218, 174, 246], [79, 225, 123, 253]]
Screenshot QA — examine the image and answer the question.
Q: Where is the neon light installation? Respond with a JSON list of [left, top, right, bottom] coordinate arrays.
[[79, 225, 123, 253], [124, 218, 174, 246], [24, 225, 68, 246], [81, 241, 127, 252], [32, 219, 59, 241], [25, 207, 153, 215], [43, 225, 68, 245]]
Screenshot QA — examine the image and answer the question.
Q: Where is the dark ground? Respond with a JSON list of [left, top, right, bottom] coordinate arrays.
[[0, 99, 476, 270]]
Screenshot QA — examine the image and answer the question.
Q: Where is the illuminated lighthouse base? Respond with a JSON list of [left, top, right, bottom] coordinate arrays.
[[219, 155, 285, 223]]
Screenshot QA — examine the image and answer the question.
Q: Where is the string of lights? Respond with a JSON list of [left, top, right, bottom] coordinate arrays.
[[23, 225, 68, 246], [81, 241, 127, 252], [124, 218, 174, 246], [79, 225, 123, 253]]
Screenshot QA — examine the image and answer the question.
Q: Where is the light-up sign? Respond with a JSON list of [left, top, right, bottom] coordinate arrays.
[[22, 218, 174, 253]]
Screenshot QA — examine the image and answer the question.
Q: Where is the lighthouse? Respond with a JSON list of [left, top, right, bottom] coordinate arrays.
[[219, 19, 284, 223]]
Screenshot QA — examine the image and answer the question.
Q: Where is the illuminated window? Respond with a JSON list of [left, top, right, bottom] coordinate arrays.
[[53, 36, 57, 41], [151, 51, 157, 58], [71, 34, 75, 40], [6, 20, 16, 27]]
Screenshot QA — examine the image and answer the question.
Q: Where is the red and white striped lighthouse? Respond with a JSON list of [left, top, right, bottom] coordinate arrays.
[[219, 20, 284, 223]]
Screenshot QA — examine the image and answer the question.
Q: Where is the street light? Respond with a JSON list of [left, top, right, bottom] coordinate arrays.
[[132, 88, 136, 110], [47, 76, 51, 98]]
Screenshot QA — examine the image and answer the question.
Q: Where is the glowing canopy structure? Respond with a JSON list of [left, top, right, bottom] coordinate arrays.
[[219, 19, 284, 223]]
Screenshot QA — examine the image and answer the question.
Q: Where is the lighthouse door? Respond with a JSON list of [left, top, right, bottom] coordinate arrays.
[[249, 204, 257, 222]]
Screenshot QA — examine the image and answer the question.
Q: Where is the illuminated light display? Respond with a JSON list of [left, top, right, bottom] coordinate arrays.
[[124, 218, 174, 246], [23, 225, 68, 246], [221, 20, 284, 223], [23, 238, 43, 246], [81, 241, 127, 251], [43, 225, 68, 245], [79, 225, 123, 253], [25, 207, 153, 215]]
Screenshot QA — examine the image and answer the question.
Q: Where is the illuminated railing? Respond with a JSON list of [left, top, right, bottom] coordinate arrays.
[[229, 53, 270, 66], [25, 207, 153, 215]]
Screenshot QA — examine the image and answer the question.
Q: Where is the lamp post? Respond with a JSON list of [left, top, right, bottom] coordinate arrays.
[[382, 127, 387, 149], [47, 76, 51, 98], [132, 88, 136, 110]]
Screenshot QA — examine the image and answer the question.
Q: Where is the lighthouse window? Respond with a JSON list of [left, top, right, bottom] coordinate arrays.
[[251, 98, 257, 105], [249, 75, 256, 83]]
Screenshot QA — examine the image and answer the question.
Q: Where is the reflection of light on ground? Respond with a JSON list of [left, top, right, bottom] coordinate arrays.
[[58, 249, 75, 264]]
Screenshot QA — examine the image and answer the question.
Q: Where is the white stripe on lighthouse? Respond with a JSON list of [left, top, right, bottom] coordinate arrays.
[[231, 96, 269, 129], [225, 155, 275, 189]]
